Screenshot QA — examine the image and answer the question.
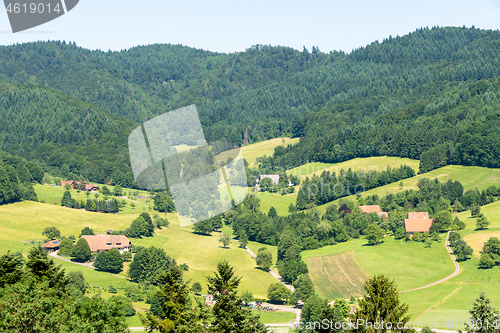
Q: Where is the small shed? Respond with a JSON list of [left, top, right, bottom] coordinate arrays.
[[42, 240, 60, 253]]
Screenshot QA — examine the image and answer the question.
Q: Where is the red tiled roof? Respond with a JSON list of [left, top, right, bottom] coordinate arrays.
[[359, 205, 382, 214], [81, 235, 130, 252], [404, 216, 434, 233], [85, 184, 99, 190]]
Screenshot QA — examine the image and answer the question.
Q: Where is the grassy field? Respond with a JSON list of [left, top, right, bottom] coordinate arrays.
[[152, 219, 276, 299], [459, 201, 500, 257], [397, 200, 500, 327], [312, 165, 500, 214], [303, 236, 454, 297], [35, 184, 153, 215], [251, 191, 297, 216], [241, 137, 300, 166], [0, 200, 276, 301], [287, 156, 420, 177], [307, 251, 368, 299], [257, 310, 296, 324], [0, 201, 134, 246]]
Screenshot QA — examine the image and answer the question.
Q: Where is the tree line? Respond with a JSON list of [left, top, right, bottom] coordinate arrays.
[[295, 165, 416, 209]]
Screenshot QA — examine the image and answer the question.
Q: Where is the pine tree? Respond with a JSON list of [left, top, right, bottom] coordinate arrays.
[[207, 261, 266, 332], [350, 275, 411, 333], [466, 293, 499, 333]]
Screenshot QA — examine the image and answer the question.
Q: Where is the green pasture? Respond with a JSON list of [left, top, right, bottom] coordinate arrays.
[[251, 191, 297, 216], [256, 310, 296, 324], [303, 236, 454, 297], [152, 217, 277, 299], [241, 137, 300, 167], [35, 183, 153, 215], [287, 156, 420, 177]]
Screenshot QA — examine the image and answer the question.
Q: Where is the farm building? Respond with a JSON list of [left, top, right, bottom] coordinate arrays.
[[85, 184, 99, 193], [60, 181, 99, 193], [359, 205, 389, 219], [60, 180, 75, 188], [404, 212, 434, 234], [259, 174, 280, 185], [42, 239, 60, 253], [252, 174, 280, 191], [81, 235, 131, 254]]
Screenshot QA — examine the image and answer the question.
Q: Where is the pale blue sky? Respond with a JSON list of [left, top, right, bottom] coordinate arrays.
[[1, 0, 499, 53]]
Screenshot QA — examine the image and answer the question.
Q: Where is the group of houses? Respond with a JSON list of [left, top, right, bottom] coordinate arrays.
[[60, 180, 100, 193], [358, 205, 434, 234], [43, 234, 131, 254]]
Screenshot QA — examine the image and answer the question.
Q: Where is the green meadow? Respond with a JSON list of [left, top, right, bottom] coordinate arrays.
[[287, 156, 420, 177], [302, 236, 454, 296], [252, 191, 297, 216], [301, 198, 500, 327], [35, 183, 153, 215], [151, 218, 276, 299], [0, 201, 133, 247], [0, 201, 276, 300], [241, 137, 300, 166], [257, 310, 296, 324]]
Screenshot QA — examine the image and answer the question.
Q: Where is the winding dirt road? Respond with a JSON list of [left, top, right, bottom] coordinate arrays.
[[400, 231, 461, 293]]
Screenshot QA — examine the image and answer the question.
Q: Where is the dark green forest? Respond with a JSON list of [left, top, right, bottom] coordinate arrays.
[[0, 26, 499, 187]]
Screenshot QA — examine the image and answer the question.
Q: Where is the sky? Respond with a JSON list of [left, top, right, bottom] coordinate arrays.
[[1, 0, 499, 53]]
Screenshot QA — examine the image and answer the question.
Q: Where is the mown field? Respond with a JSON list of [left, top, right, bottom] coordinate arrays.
[[307, 251, 368, 299], [251, 191, 297, 216], [0, 201, 133, 246]]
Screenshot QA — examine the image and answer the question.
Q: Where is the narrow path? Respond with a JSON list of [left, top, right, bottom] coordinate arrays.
[[400, 231, 461, 293], [244, 244, 295, 293], [49, 251, 95, 269], [413, 286, 462, 322], [215, 230, 296, 293], [49, 251, 128, 280]]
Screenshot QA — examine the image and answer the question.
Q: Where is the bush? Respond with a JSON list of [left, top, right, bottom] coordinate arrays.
[[108, 295, 136, 317], [72, 238, 91, 262], [124, 285, 144, 302], [191, 282, 202, 294], [267, 282, 291, 304], [478, 254, 495, 269], [58, 238, 75, 256], [94, 248, 123, 273]]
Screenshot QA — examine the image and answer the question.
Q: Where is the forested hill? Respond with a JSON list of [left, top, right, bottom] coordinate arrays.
[[0, 42, 334, 126], [0, 28, 498, 144], [0, 26, 499, 184], [0, 83, 137, 186]]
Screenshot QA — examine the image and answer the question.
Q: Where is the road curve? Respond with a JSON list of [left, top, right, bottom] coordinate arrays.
[[400, 231, 461, 293]]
